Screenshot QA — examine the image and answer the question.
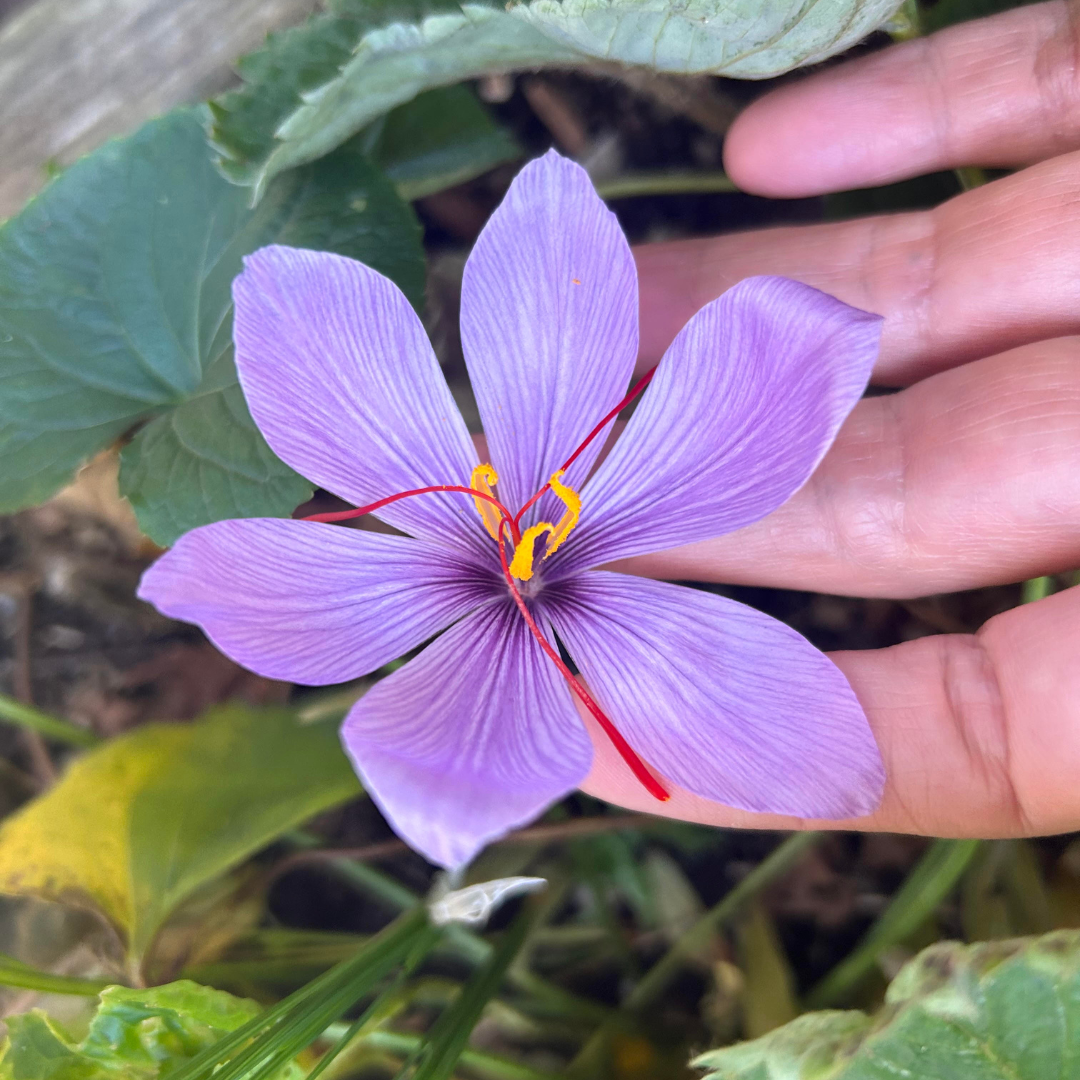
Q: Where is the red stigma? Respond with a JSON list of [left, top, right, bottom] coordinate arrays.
[[302, 484, 521, 546], [495, 518, 669, 802], [513, 365, 656, 527], [302, 368, 668, 802]]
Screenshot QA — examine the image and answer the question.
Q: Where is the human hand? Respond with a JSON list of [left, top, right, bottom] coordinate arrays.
[[583, 1, 1080, 839]]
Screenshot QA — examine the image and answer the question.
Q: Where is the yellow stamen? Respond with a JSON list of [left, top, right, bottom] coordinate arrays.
[[507, 470, 582, 580], [470, 464, 502, 541], [509, 523, 553, 581], [543, 469, 581, 558]]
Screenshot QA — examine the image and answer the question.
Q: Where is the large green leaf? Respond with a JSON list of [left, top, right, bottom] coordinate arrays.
[[0, 981, 302, 1080], [0, 705, 361, 964], [694, 931, 1080, 1079], [231, 0, 898, 199], [208, 4, 520, 195], [0, 108, 423, 543]]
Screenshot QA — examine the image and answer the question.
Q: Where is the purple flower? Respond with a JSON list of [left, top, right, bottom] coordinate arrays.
[[138, 150, 885, 870]]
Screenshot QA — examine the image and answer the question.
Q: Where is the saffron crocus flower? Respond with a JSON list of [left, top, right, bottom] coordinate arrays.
[[139, 150, 885, 870]]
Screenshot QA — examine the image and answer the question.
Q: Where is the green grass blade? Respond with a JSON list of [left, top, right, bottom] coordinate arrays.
[[367, 1031, 560, 1080], [0, 952, 110, 995], [805, 838, 982, 1008], [0, 692, 102, 748], [404, 904, 535, 1080], [628, 831, 821, 1011], [167, 906, 432, 1080]]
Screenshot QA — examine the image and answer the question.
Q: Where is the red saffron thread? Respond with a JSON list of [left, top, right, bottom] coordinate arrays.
[[513, 365, 656, 527], [496, 518, 670, 802], [302, 484, 522, 545]]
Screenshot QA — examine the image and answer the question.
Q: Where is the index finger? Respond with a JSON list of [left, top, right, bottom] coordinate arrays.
[[724, 1, 1080, 197]]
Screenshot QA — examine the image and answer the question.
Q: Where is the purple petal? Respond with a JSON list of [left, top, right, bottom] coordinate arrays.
[[233, 246, 483, 552], [553, 278, 882, 574], [138, 519, 499, 684], [542, 572, 883, 818], [341, 600, 592, 868], [460, 151, 638, 522]]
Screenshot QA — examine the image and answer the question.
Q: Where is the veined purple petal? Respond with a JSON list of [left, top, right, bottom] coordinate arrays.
[[138, 519, 499, 684], [552, 278, 882, 574], [460, 151, 638, 523], [341, 600, 592, 868], [233, 246, 483, 552], [542, 573, 883, 818]]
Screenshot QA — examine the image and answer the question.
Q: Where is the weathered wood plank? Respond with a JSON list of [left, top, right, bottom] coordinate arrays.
[[0, 0, 319, 218]]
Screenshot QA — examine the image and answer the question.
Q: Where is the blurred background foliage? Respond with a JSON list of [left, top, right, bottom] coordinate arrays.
[[0, 0, 1077, 1077]]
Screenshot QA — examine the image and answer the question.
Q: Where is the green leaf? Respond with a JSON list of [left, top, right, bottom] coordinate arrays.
[[208, 1, 520, 197], [209, 0, 456, 186], [0, 704, 361, 963], [242, 0, 898, 198], [366, 86, 522, 201], [695, 930, 1080, 1080], [0, 980, 303, 1080], [0, 107, 423, 543]]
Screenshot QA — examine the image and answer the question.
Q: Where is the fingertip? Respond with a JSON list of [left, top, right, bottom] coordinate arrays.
[[724, 78, 888, 198]]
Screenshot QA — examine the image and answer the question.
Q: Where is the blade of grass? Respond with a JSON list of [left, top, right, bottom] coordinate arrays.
[[628, 831, 821, 1011], [285, 831, 618, 1023], [805, 838, 981, 1008], [0, 692, 102, 748], [366, 1031, 560, 1080], [401, 903, 535, 1080], [567, 832, 821, 1078], [216, 926, 441, 1080], [0, 952, 111, 995], [305, 934, 434, 1080], [167, 906, 433, 1080]]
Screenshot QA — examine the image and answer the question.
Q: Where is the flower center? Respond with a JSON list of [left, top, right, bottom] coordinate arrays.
[[300, 366, 668, 802], [471, 465, 580, 581]]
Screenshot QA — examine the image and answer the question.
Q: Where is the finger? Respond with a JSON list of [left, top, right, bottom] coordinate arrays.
[[581, 583, 1080, 838], [635, 149, 1080, 382], [616, 337, 1080, 599], [724, 1, 1080, 197]]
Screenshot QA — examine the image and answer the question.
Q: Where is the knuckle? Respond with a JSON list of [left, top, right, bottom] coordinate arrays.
[[1031, 0, 1080, 147], [943, 632, 1036, 835]]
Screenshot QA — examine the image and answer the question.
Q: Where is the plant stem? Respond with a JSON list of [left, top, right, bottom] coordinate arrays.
[[594, 171, 737, 200], [567, 832, 820, 1078], [1022, 576, 1053, 604], [628, 831, 820, 1011], [955, 166, 990, 190], [0, 692, 102, 748], [805, 838, 981, 1008]]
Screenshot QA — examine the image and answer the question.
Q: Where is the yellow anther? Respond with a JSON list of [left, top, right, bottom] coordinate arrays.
[[470, 464, 502, 541], [507, 470, 582, 579], [509, 523, 553, 581], [543, 469, 581, 558]]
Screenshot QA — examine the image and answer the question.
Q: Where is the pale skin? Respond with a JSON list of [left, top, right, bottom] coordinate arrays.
[[579, 0, 1080, 838]]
